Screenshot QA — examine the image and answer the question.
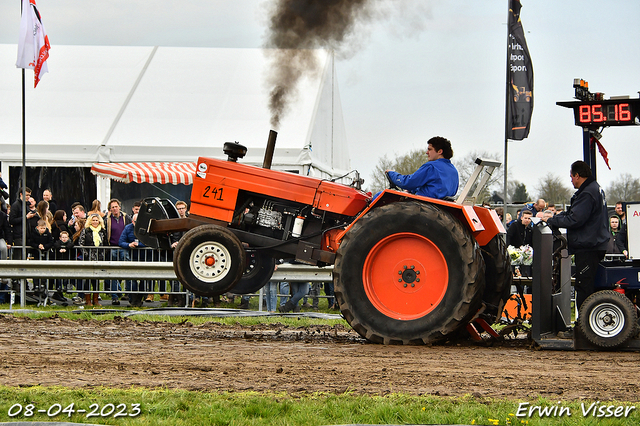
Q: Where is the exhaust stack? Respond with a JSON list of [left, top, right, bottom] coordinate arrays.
[[263, 130, 278, 169]]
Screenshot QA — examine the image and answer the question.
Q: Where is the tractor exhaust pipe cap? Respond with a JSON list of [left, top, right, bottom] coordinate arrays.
[[263, 130, 278, 169]]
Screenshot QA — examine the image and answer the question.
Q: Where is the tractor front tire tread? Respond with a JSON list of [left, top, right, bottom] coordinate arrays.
[[334, 201, 485, 345]]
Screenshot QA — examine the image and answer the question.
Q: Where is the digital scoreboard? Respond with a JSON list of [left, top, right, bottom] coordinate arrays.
[[557, 98, 640, 128], [558, 79, 640, 179], [557, 79, 640, 128]]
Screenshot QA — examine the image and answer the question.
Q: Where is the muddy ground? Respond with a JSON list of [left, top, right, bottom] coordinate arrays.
[[0, 315, 638, 402]]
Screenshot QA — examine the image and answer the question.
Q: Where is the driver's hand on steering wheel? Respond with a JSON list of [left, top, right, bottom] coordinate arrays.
[[385, 170, 399, 190]]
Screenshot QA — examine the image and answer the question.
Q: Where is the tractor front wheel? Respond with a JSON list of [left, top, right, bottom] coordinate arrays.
[[228, 251, 276, 295], [334, 202, 485, 345], [173, 225, 245, 296]]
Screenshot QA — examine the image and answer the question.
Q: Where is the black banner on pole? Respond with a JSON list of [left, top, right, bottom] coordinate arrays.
[[506, 0, 533, 140]]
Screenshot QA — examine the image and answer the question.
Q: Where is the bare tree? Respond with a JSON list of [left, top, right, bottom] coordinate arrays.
[[536, 173, 572, 205], [369, 148, 428, 193], [369, 154, 395, 193], [606, 173, 640, 203]]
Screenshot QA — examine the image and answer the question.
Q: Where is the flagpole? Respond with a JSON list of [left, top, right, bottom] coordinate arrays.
[[503, 0, 511, 223], [17, 0, 50, 306], [20, 0, 27, 307], [21, 68, 26, 307]]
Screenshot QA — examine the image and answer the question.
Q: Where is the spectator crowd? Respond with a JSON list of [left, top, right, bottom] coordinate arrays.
[[502, 198, 630, 280], [0, 181, 336, 312], [0, 180, 192, 307]]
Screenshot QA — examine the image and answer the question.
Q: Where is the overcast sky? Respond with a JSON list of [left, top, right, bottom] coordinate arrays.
[[1, 0, 639, 198]]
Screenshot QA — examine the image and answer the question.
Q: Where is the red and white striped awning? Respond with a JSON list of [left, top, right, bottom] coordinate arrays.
[[91, 162, 196, 185]]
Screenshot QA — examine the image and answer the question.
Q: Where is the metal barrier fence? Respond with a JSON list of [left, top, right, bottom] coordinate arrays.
[[9, 245, 172, 263], [0, 246, 333, 308], [0, 245, 183, 308]]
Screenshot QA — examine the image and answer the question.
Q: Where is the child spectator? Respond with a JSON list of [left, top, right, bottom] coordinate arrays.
[[53, 230, 74, 260], [29, 219, 54, 295], [29, 219, 54, 259], [51, 230, 74, 302]]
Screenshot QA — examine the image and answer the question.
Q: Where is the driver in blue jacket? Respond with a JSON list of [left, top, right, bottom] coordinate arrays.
[[386, 136, 459, 199]]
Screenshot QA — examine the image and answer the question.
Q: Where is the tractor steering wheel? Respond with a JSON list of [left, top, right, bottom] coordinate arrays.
[[385, 171, 399, 190]]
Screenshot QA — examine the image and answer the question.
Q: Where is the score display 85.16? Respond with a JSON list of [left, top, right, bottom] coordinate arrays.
[[557, 98, 640, 128], [578, 103, 632, 125]]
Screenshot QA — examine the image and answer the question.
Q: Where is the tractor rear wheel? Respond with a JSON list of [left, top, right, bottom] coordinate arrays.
[[481, 235, 513, 322], [173, 225, 245, 297], [577, 290, 637, 349], [334, 202, 485, 345], [227, 251, 276, 294]]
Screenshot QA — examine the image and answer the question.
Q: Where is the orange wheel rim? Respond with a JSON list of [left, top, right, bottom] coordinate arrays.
[[363, 232, 448, 320]]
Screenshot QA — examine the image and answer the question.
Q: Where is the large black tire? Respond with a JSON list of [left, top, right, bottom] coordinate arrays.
[[227, 251, 276, 295], [480, 235, 513, 323], [334, 202, 486, 345], [577, 290, 637, 349], [173, 225, 245, 297]]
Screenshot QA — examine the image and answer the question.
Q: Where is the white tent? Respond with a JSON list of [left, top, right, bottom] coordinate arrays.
[[0, 45, 352, 205]]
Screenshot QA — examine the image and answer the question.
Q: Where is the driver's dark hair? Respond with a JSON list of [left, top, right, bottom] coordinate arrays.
[[570, 160, 592, 179], [428, 136, 453, 159]]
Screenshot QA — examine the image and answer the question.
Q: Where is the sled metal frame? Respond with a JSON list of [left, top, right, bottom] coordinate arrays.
[[530, 224, 573, 349], [531, 224, 640, 351]]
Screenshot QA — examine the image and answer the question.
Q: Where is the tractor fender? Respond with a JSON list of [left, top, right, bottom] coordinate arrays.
[[333, 190, 504, 249]]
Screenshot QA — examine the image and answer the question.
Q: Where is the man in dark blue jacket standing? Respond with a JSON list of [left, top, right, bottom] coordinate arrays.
[[386, 136, 459, 199], [546, 161, 609, 309], [118, 213, 146, 306]]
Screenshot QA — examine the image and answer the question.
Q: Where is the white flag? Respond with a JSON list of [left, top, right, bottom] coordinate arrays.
[[16, 0, 51, 88]]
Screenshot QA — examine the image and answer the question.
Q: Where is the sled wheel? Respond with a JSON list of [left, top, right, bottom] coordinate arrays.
[[173, 225, 245, 297], [481, 235, 513, 323], [227, 251, 276, 294], [577, 290, 637, 349], [334, 202, 485, 345]]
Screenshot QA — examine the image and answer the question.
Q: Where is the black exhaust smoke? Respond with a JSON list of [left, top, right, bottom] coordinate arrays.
[[264, 0, 375, 129], [263, 1, 431, 129]]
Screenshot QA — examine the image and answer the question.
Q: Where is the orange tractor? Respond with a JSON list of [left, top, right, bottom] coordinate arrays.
[[135, 137, 511, 344]]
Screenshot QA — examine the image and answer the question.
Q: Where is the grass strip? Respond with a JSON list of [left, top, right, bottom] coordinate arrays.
[[0, 309, 350, 328], [0, 387, 637, 425]]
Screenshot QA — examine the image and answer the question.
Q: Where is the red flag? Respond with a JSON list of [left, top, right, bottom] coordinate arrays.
[[16, 0, 51, 88], [591, 136, 611, 170]]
